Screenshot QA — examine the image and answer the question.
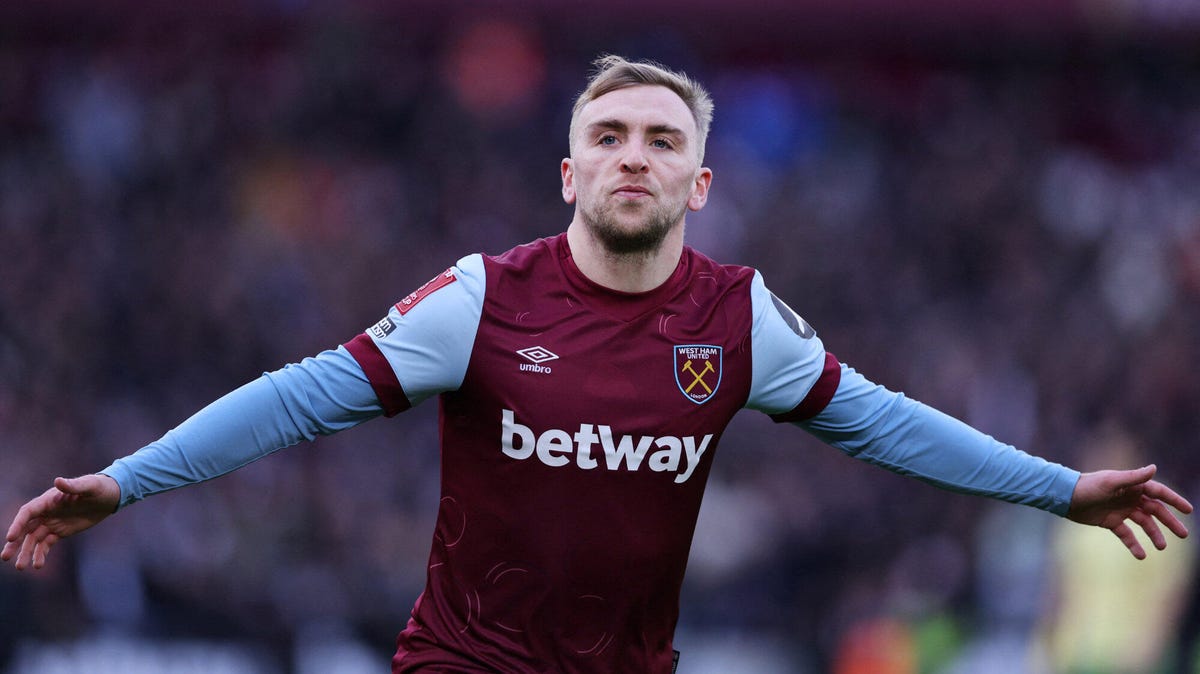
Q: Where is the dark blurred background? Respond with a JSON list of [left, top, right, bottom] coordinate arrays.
[[2, 1, 1200, 672]]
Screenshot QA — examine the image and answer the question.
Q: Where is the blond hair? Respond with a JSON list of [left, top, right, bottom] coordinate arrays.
[[569, 55, 714, 163]]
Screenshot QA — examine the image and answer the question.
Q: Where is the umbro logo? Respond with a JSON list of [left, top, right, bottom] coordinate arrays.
[[516, 346, 558, 374], [517, 346, 558, 364]]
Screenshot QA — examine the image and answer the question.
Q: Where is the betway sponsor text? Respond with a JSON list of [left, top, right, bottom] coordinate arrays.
[[501, 409, 711, 484]]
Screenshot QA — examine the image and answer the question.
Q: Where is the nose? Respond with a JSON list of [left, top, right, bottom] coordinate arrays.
[[620, 146, 649, 174]]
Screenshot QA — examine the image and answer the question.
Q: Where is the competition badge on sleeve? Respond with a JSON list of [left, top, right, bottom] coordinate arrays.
[[395, 268, 457, 316], [674, 345, 722, 404]]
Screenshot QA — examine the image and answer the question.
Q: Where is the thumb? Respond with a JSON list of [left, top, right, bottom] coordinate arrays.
[[1112, 464, 1157, 490], [53, 476, 90, 495], [1129, 464, 1157, 482]]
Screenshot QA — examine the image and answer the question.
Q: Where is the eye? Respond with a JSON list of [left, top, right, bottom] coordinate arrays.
[[599, 135, 618, 146], [651, 138, 672, 149]]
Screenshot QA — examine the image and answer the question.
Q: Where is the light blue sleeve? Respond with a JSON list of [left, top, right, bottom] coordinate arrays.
[[100, 345, 381, 509], [368, 253, 485, 406], [744, 271, 829, 415], [800, 365, 1081, 516]]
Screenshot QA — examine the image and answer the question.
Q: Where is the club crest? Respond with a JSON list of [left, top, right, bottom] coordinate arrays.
[[674, 345, 722, 404]]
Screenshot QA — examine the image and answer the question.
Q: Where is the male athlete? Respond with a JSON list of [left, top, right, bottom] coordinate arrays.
[[3, 56, 1193, 673]]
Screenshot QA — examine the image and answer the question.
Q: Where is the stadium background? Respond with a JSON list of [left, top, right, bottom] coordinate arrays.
[[2, 1, 1200, 672]]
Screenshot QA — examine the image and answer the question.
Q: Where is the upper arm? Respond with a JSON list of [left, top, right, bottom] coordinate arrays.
[[343, 254, 486, 415], [745, 271, 841, 421]]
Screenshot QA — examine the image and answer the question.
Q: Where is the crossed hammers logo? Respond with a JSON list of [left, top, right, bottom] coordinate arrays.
[[682, 359, 715, 394]]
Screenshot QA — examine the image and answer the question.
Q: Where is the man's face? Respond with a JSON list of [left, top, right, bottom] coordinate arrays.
[[562, 85, 712, 255]]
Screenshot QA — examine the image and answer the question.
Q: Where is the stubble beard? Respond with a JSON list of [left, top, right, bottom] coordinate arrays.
[[580, 199, 687, 257]]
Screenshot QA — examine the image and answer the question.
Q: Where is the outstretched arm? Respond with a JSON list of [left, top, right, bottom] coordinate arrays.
[[789, 365, 1191, 558], [1, 475, 120, 570], [3, 347, 383, 571], [1067, 464, 1193, 559]]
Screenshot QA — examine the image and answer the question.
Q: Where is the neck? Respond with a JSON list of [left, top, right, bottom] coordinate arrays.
[[565, 220, 685, 293]]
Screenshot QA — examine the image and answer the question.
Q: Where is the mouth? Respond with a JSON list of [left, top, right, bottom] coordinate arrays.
[[612, 185, 652, 199]]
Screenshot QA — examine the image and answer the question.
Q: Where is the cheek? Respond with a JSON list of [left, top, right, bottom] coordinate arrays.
[[571, 168, 600, 198]]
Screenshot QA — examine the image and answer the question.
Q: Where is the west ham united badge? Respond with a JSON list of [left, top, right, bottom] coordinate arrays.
[[674, 345, 722, 404]]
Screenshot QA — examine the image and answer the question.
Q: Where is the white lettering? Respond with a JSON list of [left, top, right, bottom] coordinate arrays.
[[536, 428, 573, 467], [648, 436, 682, 473], [502, 409, 535, 459], [677, 435, 712, 484], [575, 424, 599, 469], [599, 426, 654, 471], [499, 409, 712, 484]]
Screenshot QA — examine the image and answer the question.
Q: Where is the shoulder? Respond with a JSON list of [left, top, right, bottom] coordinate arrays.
[[484, 234, 561, 273], [683, 245, 757, 281], [681, 246, 758, 310]]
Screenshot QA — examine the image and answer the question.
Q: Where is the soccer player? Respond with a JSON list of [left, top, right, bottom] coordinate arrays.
[[3, 56, 1193, 673]]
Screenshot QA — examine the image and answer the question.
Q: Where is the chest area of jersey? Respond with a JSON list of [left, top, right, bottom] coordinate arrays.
[[465, 289, 750, 421]]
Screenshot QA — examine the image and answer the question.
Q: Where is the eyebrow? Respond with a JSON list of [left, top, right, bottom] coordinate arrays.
[[586, 119, 687, 141]]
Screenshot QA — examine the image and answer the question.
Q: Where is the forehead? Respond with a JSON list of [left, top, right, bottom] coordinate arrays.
[[576, 84, 697, 137]]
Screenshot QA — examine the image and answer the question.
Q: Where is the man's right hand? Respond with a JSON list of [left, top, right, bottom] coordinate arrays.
[[2, 474, 121, 570]]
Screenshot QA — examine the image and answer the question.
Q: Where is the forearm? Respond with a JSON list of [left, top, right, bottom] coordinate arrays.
[[101, 347, 383, 508], [801, 366, 1080, 515]]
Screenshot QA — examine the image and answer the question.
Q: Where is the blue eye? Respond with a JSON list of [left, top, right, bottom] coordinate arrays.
[[600, 135, 617, 145], [652, 139, 670, 149]]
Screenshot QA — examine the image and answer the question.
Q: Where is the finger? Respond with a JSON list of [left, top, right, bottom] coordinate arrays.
[[1110, 522, 1147, 560], [15, 532, 36, 571], [6, 503, 33, 542], [1110, 464, 1157, 491], [3, 517, 35, 560], [0, 538, 17, 562], [54, 476, 90, 496], [1143, 481, 1194, 515], [1130, 508, 1167, 551], [7, 517, 40, 569], [7, 489, 60, 542], [16, 520, 55, 570], [1143, 497, 1190, 540], [32, 533, 58, 570]]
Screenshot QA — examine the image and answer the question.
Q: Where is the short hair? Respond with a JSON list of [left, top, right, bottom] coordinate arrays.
[[569, 55, 714, 163]]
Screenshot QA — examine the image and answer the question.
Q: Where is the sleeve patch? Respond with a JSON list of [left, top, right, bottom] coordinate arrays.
[[369, 317, 396, 339], [395, 268, 457, 316], [770, 291, 815, 339]]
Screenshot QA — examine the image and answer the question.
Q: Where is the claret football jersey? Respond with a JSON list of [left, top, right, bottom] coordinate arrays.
[[345, 233, 837, 672]]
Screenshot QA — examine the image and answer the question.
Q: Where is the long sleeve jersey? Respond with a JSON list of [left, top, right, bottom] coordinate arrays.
[[102, 233, 1079, 673]]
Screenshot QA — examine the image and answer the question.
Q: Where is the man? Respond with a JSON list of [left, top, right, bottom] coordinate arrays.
[[3, 56, 1192, 673]]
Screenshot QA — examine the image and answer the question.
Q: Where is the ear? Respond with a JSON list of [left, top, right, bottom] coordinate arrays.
[[561, 158, 576, 205], [687, 167, 713, 212]]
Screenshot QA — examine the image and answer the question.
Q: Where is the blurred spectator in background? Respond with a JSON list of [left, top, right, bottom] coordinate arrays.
[[1039, 425, 1196, 674], [1, 3, 1199, 672]]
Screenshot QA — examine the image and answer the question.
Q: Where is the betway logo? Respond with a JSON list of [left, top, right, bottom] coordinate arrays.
[[501, 409, 712, 484]]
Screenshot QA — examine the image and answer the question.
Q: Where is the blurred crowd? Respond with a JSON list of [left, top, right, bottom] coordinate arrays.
[[2, 6, 1200, 673]]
